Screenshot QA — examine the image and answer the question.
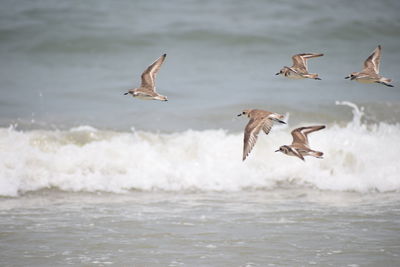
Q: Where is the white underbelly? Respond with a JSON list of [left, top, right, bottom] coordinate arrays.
[[355, 77, 377, 84], [356, 78, 377, 83], [286, 72, 304, 79], [134, 95, 154, 100]]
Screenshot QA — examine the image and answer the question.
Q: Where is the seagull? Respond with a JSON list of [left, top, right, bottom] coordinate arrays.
[[124, 54, 168, 101], [276, 53, 324, 80], [345, 45, 393, 87], [238, 109, 286, 161], [275, 125, 325, 161]]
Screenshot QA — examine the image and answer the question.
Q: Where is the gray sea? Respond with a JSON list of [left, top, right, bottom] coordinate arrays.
[[1, 0, 400, 266]]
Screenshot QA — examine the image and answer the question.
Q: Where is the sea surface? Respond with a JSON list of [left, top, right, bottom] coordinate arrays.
[[1, 0, 400, 266]]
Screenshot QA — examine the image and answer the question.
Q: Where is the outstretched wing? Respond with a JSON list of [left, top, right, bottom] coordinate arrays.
[[291, 125, 325, 146], [140, 54, 167, 91], [290, 147, 305, 161], [292, 53, 323, 72], [243, 117, 271, 161], [363, 45, 381, 74], [262, 119, 274, 135]]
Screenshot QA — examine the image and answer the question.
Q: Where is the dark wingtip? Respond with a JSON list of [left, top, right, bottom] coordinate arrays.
[[376, 81, 394, 87], [315, 77, 322, 80]]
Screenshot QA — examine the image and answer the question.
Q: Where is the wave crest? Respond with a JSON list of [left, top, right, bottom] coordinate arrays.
[[1, 102, 399, 196]]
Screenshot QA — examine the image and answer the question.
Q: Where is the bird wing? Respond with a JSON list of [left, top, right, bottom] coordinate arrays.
[[363, 45, 381, 74], [291, 125, 325, 147], [290, 147, 305, 161], [243, 117, 270, 161], [286, 66, 303, 76], [262, 118, 274, 135], [140, 54, 167, 91], [291, 53, 323, 72], [133, 88, 157, 97]]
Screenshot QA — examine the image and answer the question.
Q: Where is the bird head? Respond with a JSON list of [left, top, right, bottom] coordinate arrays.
[[237, 109, 252, 117]]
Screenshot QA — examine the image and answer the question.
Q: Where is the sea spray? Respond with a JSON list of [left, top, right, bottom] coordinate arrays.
[[0, 102, 399, 197]]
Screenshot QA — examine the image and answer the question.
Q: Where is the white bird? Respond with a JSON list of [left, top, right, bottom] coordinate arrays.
[[124, 54, 168, 101], [345, 45, 393, 87], [276, 53, 324, 80], [238, 109, 286, 161], [275, 125, 325, 161]]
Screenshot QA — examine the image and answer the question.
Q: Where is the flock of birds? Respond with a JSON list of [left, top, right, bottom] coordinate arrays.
[[124, 45, 394, 162]]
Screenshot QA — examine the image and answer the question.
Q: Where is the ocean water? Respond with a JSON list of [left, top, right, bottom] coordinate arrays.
[[1, 0, 400, 266]]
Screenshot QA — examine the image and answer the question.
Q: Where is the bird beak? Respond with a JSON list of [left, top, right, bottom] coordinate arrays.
[[344, 76, 350, 79], [124, 92, 129, 95], [237, 113, 242, 117], [275, 72, 280, 75], [275, 150, 280, 152]]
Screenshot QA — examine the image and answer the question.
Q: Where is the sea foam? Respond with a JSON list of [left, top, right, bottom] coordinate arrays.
[[1, 102, 399, 197]]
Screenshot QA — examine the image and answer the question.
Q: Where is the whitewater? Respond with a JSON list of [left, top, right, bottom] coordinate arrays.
[[1, 1, 400, 265], [1, 102, 399, 197]]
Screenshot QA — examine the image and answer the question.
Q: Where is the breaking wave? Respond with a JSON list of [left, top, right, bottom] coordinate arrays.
[[1, 102, 399, 197]]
